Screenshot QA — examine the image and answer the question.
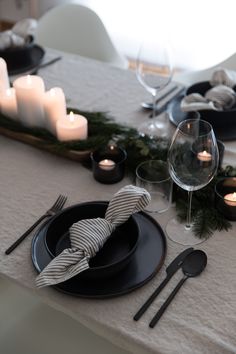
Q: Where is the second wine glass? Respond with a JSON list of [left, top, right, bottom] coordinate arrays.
[[166, 118, 219, 245], [136, 38, 173, 138]]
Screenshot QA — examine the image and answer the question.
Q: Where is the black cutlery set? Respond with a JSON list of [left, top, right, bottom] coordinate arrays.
[[133, 247, 207, 328], [4, 195, 207, 328]]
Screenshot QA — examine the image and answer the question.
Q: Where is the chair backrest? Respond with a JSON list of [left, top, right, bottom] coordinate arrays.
[[35, 3, 128, 69], [173, 52, 236, 86]]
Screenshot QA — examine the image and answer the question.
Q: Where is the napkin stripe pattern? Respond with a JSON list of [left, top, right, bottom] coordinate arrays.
[[36, 185, 151, 288]]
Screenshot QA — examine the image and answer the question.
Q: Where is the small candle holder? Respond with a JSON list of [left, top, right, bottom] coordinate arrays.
[[215, 177, 236, 220], [91, 145, 127, 184]]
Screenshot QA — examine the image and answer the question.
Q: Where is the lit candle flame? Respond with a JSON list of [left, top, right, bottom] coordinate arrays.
[[6, 88, 11, 97], [69, 111, 75, 123], [26, 75, 32, 85], [49, 88, 55, 96]]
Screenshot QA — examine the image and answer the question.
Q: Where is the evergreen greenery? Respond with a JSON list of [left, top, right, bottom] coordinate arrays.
[[0, 109, 235, 239]]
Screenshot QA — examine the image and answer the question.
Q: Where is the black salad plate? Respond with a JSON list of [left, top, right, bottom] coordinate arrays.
[[168, 94, 236, 141], [4, 45, 45, 75], [32, 205, 166, 298]]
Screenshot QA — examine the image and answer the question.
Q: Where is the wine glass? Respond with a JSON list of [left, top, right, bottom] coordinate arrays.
[[166, 119, 219, 245], [136, 38, 173, 138]]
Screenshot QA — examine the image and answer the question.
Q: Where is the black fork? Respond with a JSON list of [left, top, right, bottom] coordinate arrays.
[[5, 195, 67, 255]]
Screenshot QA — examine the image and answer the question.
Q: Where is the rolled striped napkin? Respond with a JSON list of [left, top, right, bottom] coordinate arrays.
[[36, 185, 151, 288], [181, 68, 236, 112]]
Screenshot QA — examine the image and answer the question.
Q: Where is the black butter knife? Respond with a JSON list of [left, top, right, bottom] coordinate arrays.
[[133, 247, 194, 321]]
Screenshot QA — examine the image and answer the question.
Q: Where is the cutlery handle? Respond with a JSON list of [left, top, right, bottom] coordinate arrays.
[[149, 276, 187, 328], [39, 56, 62, 69], [5, 214, 47, 255], [133, 276, 170, 321]]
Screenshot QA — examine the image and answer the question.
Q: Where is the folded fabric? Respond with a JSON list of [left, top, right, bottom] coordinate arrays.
[[0, 18, 37, 50], [210, 68, 236, 88], [181, 68, 236, 112], [36, 185, 151, 288]]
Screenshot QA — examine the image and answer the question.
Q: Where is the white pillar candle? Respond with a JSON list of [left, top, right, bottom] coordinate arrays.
[[43, 87, 67, 135], [0, 88, 18, 120], [13, 75, 45, 128], [0, 58, 10, 93], [56, 111, 88, 141]]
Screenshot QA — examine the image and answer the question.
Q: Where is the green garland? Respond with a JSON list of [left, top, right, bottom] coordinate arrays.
[[0, 109, 235, 239]]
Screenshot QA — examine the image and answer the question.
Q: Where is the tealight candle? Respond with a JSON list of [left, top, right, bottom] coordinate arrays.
[[91, 146, 127, 184], [224, 192, 236, 207], [98, 159, 116, 171], [56, 111, 88, 141], [13, 75, 45, 128], [43, 87, 66, 135], [215, 178, 236, 221], [0, 88, 18, 120], [0, 58, 10, 92], [197, 150, 212, 162]]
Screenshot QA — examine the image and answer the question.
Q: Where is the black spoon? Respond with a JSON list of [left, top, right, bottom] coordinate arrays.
[[149, 250, 207, 328]]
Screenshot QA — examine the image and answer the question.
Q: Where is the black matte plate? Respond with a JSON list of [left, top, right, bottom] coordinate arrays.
[[168, 94, 236, 141], [32, 212, 166, 298], [7, 45, 45, 75]]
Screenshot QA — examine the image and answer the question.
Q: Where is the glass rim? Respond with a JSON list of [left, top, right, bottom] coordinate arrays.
[[136, 159, 171, 184], [177, 118, 214, 137]]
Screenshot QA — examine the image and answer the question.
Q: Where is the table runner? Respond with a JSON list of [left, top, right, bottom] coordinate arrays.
[[1, 48, 236, 354]]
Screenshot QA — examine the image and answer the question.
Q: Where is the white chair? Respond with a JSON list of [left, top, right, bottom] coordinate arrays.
[[35, 3, 128, 69], [173, 52, 236, 86]]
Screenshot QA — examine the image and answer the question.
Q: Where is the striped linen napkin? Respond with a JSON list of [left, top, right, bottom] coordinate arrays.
[[36, 185, 151, 288], [181, 68, 236, 112]]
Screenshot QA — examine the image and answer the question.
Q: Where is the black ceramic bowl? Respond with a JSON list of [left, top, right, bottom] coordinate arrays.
[[0, 35, 34, 72], [186, 81, 236, 129], [44, 201, 140, 280]]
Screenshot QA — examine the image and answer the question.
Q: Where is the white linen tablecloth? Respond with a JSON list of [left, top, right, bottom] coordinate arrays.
[[1, 49, 236, 354]]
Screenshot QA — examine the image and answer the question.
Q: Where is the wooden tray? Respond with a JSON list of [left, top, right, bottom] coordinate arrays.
[[0, 126, 91, 162]]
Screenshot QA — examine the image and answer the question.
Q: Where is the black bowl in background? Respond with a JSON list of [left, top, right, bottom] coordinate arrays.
[[44, 201, 140, 280], [186, 81, 236, 129], [0, 35, 35, 72]]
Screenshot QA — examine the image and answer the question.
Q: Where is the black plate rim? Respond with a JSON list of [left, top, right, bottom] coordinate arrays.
[[8, 44, 45, 75], [31, 207, 167, 299]]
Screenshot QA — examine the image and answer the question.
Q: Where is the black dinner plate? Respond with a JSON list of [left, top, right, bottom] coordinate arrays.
[[5, 45, 45, 76], [32, 210, 166, 298], [168, 94, 236, 141]]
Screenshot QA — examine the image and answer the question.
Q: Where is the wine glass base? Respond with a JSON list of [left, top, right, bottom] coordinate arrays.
[[166, 218, 205, 246], [139, 117, 168, 138]]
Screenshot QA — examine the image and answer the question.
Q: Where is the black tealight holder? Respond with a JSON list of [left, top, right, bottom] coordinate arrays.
[[215, 178, 236, 221], [91, 146, 127, 184]]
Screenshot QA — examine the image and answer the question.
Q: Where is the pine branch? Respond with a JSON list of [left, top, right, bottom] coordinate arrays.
[[0, 109, 235, 240]]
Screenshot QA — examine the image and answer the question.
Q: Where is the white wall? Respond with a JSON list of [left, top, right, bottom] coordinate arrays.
[[1, 0, 236, 71]]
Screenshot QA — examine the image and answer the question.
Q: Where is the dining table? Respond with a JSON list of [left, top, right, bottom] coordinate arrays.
[[1, 47, 236, 354]]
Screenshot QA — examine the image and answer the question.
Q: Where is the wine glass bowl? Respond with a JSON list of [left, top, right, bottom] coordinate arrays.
[[166, 119, 219, 245], [136, 39, 173, 138]]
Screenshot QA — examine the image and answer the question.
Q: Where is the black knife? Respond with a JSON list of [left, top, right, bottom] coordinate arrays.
[[133, 247, 194, 321]]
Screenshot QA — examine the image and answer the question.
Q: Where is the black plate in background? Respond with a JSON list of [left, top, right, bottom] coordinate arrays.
[[169, 94, 236, 141], [32, 212, 166, 298], [5, 45, 45, 75]]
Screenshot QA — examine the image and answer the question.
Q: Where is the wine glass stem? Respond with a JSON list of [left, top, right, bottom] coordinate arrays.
[[152, 93, 156, 118], [186, 191, 193, 230]]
